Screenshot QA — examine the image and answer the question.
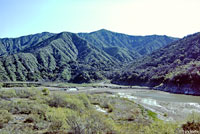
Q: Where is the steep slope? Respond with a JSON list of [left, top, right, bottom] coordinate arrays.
[[0, 32, 54, 56], [112, 32, 200, 95], [0, 32, 117, 82], [78, 29, 178, 62], [0, 29, 178, 83]]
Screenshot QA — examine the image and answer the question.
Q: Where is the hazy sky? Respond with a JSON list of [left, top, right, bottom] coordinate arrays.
[[1, 0, 200, 38]]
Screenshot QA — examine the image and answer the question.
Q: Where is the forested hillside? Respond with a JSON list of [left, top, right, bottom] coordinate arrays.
[[0, 32, 54, 56], [0, 32, 114, 82], [79, 29, 177, 62], [0, 29, 177, 82], [112, 32, 200, 95]]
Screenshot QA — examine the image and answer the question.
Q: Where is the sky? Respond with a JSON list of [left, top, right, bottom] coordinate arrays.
[[0, 0, 200, 38]]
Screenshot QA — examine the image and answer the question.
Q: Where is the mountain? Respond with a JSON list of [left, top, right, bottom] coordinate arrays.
[[0, 32, 115, 82], [0, 29, 177, 82], [78, 29, 178, 62], [0, 32, 54, 56], [111, 32, 200, 95]]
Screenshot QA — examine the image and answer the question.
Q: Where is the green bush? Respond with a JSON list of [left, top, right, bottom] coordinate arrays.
[[100, 103, 114, 113], [143, 121, 178, 134], [77, 93, 91, 108], [0, 100, 12, 112], [10, 101, 33, 114], [66, 110, 117, 134], [22, 83, 27, 87], [147, 110, 158, 121], [0, 130, 11, 134], [10, 101, 48, 116], [0, 87, 186, 134], [0, 89, 16, 99], [46, 107, 71, 130], [48, 93, 86, 111], [0, 110, 13, 123], [186, 111, 200, 122], [0, 83, 3, 88], [0, 110, 13, 128], [164, 113, 168, 117], [42, 88, 50, 96], [15, 88, 41, 99]]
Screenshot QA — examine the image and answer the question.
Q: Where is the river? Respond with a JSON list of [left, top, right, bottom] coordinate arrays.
[[2, 84, 200, 122], [77, 85, 200, 122]]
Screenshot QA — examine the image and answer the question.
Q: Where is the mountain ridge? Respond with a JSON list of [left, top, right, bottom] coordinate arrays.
[[111, 32, 200, 95], [0, 29, 177, 83], [78, 29, 178, 62]]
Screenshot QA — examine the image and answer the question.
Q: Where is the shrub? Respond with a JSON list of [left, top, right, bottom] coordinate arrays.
[[0, 110, 13, 128], [100, 103, 113, 113], [29, 104, 49, 118], [77, 94, 91, 108], [66, 110, 117, 134], [186, 111, 200, 122], [181, 112, 200, 133], [10, 101, 48, 116], [0, 83, 3, 88], [42, 88, 50, 96], [46, 107, 71, 131], [147, 110, 158, 121], [0, 130, 11, 134], [143, 121, 178, 134], [22, 83, 27, 87], [0, 89, 16, 99], [0, 110, 12, 123], [24, 116, 34, 123], [0, 100, 12, 112], [15, 88, 41, 99], [47, 93, 85, 111], [164, 113, 168, 117], [182, 121, 200, 132], [10, 101, 32, 114]]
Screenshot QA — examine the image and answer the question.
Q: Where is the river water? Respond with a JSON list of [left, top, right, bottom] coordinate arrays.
[[77, 85, 200, 122], [113, 88, 200, 122]]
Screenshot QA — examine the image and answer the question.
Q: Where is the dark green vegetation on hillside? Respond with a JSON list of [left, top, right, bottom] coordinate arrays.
[[112, 32, 200, 95], [79, 29, 177, 62], [1, 29, 200, 95], [0, 32, 54, 56], [0, 29, 177, 83], [0, 88, 182, 134]]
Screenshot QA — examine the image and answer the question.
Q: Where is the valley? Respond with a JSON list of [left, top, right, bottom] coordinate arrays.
[[0, 82, 199, 133], [111, 32, 200, 95], [2, 0, 200, 133], [1, 82, 200, 122], [67, 84, 200, 122], [1, 29, 200, 96], [0, 29, 200, 133], [0, 29, 177, 83]]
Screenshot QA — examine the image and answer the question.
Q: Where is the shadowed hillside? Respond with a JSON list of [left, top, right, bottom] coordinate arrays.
[[111, 32, 200, 95]]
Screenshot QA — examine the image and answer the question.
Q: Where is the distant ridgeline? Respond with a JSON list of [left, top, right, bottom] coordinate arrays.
[[0, 29, 177, 83], [111, 32, 200, 95]]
